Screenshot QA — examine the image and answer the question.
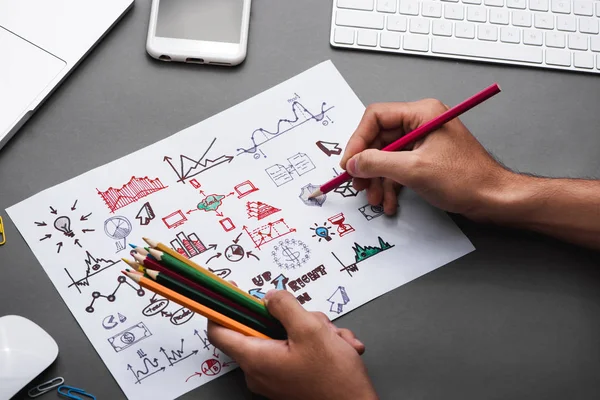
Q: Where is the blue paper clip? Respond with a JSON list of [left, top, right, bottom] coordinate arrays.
[[57, 385, 96, 400]]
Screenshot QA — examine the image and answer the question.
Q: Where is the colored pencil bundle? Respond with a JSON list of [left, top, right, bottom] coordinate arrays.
[[122, 238, 286, 340]]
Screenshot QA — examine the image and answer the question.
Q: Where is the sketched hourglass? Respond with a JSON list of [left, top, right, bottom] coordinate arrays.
[[54, 216, 74, 237]]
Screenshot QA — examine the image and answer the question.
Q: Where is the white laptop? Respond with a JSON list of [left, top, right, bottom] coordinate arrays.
[[0, 0, 134, 149]]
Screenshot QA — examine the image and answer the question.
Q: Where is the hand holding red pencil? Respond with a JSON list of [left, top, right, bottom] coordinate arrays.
[[337, 89, 513, 221]]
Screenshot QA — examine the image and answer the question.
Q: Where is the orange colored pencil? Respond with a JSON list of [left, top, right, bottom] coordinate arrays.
[[123, 270, 270, 340], [143, 237, 264, 306]]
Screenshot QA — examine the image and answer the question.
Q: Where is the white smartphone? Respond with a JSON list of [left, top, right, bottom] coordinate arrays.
[[147, 0, 251, 66]]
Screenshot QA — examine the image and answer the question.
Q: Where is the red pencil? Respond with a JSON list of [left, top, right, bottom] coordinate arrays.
[[309, 83, 502, 198]]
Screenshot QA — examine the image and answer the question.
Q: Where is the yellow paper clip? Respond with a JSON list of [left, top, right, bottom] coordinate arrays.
[[0, 216, 5, 246]]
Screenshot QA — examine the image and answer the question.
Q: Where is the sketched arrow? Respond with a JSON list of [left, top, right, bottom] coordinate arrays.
[[327, 286, 350, 314], [233, 232, 243, 244], [198, 190, 205, 196], [316, 141, 342, 157], [213, 347, 220, 359], [249, 288, 266, 299], [186, 209, 199, 215], [34, 221, 47, 227], [163, 156, 184, 183], [207, 244, 217, 251], [222, 361, 237, 368], [74, 238, 81, 247], [215, 211, 224, 217], [40, 234, 51, 241], [71, 200, 78, 211], [49, 206, 57, 215], [80, 213, 92, 221], [56, 242, 63, 253], [206, 253, 222, 264], [82, 229, 95, 233], [246, 251, 260, 261]]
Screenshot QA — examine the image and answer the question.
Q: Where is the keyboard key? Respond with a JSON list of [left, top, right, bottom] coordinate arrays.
[[334, 27, 356, 44], [551, 0, 570, 14], [403, 34, 430, 51], [500, 26, 521, 42], [545, 31, 566, 47], [338, 0, 374, 10], [336, 10, 385, 29], [377, 0, 397, 13], [592, 36, 600, 52], [422, 2, 443, 17], [467, 6, 487, 22], [399, 0, 419, 15], [484, 0, 503, 6], [523, 29, 543, 45], [597, 54, 600, 69], [506, 0, 526, 9], [456, 22, 476, 38], [410, 18, 431, 34], [557, 15, 577, 32], [579, 18, 599, 34], [478, 24, 499, 40], [597, 2, 600, 17], [574, 52, 594, 68], [534, 13, 554, 29], [512, 11, 532, 27], [387, 15, 408, 31], [573, 0, 594, 16], [358, 29, 379, 46], [444, 4, 465, 19], [568, 34, 588, 50], [432, 36, 543, 62], [432, 20, 454, 35], [441, 0, 459, 2], [380, 31, 401, 48], [545, 49, 571, 65], [529, 0, 549, 12], [462, 0, 482, 4], [490, 8, 509, 24]]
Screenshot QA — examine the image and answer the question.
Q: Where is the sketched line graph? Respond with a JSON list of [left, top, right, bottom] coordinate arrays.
[[97, 177, 167, 213], [164, 138, 234, 183], [65, 251, 121, 293], [236, 101, 335, 157]]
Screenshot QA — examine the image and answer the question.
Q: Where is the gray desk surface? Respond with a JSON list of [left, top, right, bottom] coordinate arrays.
[[2, 1, 600, 399]]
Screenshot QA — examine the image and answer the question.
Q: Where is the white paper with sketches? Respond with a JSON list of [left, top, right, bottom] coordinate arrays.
[[7, 61, 474, 400]]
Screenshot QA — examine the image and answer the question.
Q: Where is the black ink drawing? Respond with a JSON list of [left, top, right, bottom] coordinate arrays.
[[246, 201, 281, 220], [243, 218, 296, 250], [327, 286, 350, 314], [333, 237, 395, 277], [102, 313, 127, 330], [316, 141, 342, 156], [236, 100, 335, 158], [272, 239, 311, 270], [142, 294, 195, 326], [194, 329, 212, 351], [104, 216, 132, 252], [108, 322, 152, 353], [328, 213, 355, 237], [299, 183, 326, 207], [358, 203, 385, 220], [334, 181, 360, 198], [265, 153, 316, 187], [135, 202, 155, 226], [35, 202, 93, 252], [65, 251, 121, 294], [86, 275, 145, 313], [208, 267, 232, 279], [164, 138, 234, 184], [128, 355, 165, 384], [310, 221, 335, 242], [160, 338, 199, 367]]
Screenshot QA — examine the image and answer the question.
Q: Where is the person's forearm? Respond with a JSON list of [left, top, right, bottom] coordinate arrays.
[[481, 173, 600, 250]]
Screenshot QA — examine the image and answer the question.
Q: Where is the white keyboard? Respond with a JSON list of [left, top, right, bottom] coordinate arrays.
[[330, 0, 600, 73]]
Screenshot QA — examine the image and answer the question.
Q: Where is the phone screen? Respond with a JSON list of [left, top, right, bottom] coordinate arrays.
[[156, 0, 243, 44]]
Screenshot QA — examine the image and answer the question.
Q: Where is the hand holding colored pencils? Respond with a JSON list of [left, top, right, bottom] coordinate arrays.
[[122, 238, 286, 340], [308, 83, 501, 199]]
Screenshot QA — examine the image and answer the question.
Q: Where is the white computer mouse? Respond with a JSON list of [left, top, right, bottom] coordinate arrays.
[[0, 315, 58, 399]]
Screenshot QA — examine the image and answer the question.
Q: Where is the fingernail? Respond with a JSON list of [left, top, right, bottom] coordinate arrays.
[[263, 289, 277, 304], [347, 157, 358, 175], [354, 338, 364, 348]]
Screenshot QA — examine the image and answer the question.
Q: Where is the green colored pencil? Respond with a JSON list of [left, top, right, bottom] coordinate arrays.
[[148, 248, 273, 320], [144, 269, 285, 339]]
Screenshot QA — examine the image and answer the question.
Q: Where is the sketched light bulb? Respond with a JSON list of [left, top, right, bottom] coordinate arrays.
[[54, 216, 74, 237], [314, 226, 332, 242]]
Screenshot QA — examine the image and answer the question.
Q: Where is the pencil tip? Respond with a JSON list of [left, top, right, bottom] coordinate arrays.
[[307, 189, 322, 199], [129, 243, 137, 249]]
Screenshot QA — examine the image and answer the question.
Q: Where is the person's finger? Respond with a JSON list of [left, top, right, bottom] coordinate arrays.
[[206, 320, 263, 365], [264, 290, 323, 338], [336, 328, 366, 355], [346, 148, 421, 187], [382, 178, 400, 216], [366, 177, 384, 207], [352, 177, 370, 192]]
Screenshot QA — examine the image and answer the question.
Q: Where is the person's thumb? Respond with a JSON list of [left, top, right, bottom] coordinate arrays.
[[264, 290, 319, 338], [346, 148, 417, 185]]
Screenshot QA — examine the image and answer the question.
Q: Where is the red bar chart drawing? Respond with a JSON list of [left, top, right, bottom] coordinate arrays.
[[170, 231, 208, 259], [97, 177, 167, 213]]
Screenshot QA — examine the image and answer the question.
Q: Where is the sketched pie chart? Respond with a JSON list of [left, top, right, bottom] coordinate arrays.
[[224, 244, 245, 262], [201, 359, 221, 376], [104, 216, 132, 240]]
